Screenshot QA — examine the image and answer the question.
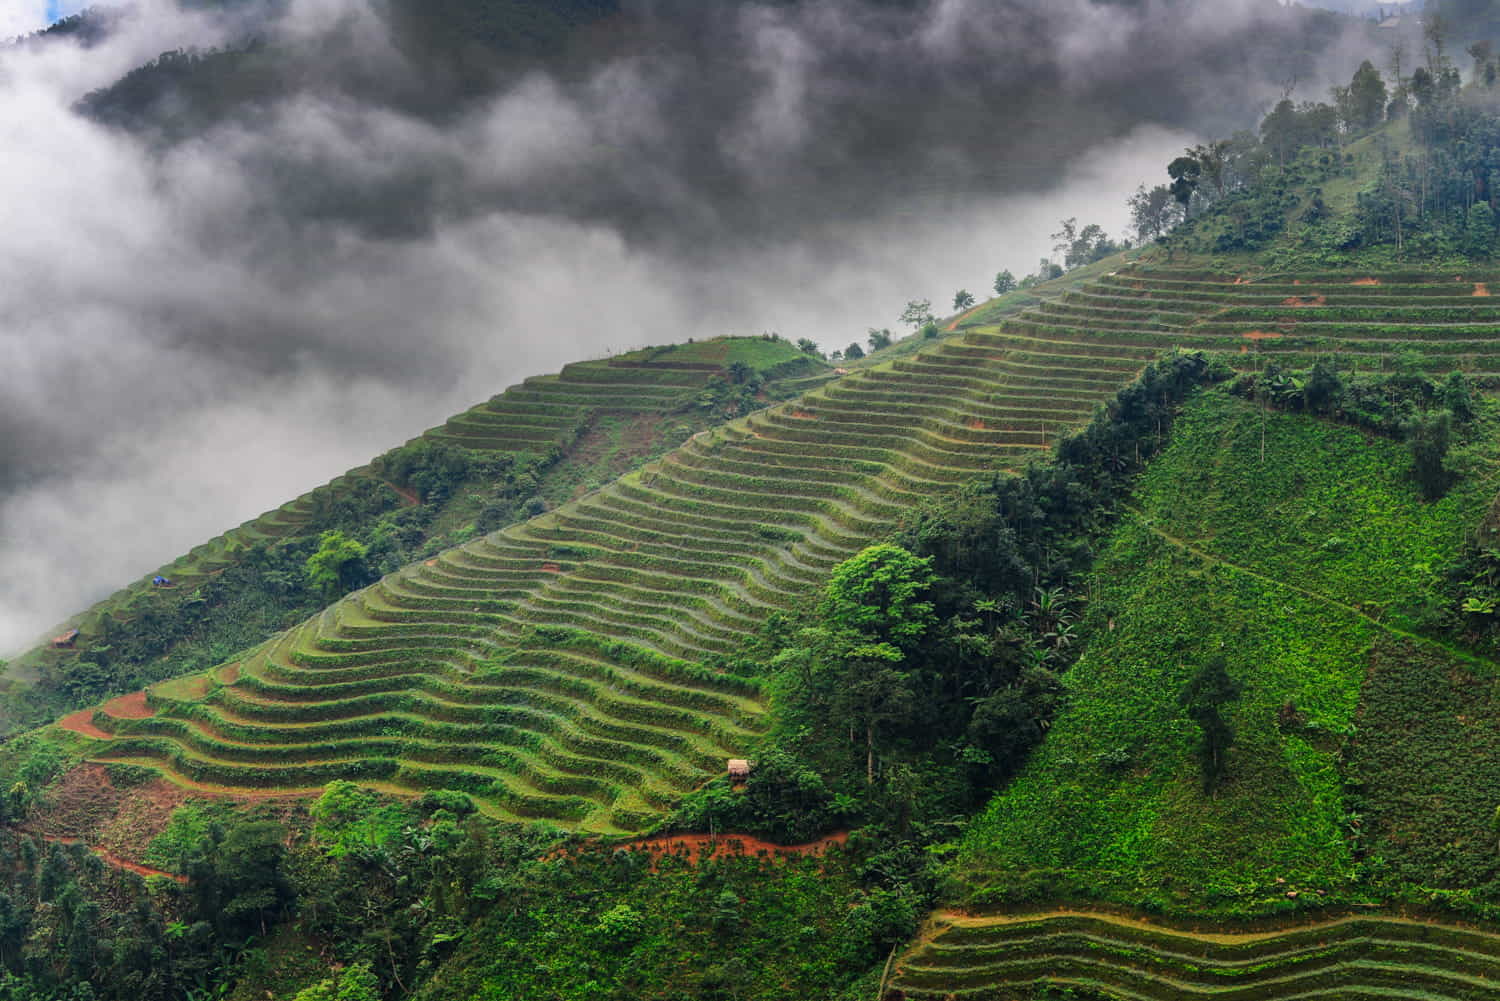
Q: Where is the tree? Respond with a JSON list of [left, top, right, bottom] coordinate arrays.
[[844, 342, 865, 360], [1179, 656, 1241, 794], [952, 289, 975, 312], [795, 337, 821, 356], [867, 327, 893, 351], [1407, 409, 1453, 500], [1129, 184, 1180, 243], [1187, 140, 1230, 198], [1167, 154, 1202, 207], [1424, 12, 1450, 74], [1465, 201, 1497, 258], [1259, 99, 1298, 167], [821, 544, 937, 650], [1345, 60, 1389, 131], [305, 530, 371, 598], [817, 544, 938, 784], [992, 270, 1016, 296], [898, 300, 934, 330]]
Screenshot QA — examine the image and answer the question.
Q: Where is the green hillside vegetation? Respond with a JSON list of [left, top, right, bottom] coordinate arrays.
[[0, 337, 824, 731], [953, 392, 1498, 915], [19, 15, 1500, 1001]]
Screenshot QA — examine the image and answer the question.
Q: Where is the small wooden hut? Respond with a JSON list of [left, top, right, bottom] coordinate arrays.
[[727, 759, 752, 786], [52, 628, 80, 649]]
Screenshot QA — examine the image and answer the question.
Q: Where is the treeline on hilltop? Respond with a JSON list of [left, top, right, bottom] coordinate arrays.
[[1008, 16, 1500, 280], [1142, 16, 1500, 263]]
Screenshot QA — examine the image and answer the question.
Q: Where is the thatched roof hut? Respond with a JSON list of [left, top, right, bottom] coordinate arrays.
[[727, 758, 752, 781]]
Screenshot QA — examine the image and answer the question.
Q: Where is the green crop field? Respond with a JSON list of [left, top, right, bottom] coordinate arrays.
[[57, 268, 1500, 837], [891, 910, 1500, 1000]]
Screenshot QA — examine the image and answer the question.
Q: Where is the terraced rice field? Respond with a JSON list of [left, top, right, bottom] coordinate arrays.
[[889, 910, 1500, 1000], [67, 267, 1500, 833], [19, 350, 767, 667]]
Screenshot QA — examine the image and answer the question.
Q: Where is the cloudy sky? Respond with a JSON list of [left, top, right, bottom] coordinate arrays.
[[0, 0, 1373, 655]]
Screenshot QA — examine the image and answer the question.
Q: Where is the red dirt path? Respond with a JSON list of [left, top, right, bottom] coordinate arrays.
[[40, 835, 187, 883], [598, 830, 849, 865]]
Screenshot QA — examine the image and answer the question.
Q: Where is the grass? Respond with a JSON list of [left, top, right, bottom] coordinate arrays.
[[955, 393, 1496, 915]]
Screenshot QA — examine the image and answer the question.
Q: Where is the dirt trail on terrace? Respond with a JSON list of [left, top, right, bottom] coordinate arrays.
[[36, 834, 187, 883], [1123, 506, 1500, 671]]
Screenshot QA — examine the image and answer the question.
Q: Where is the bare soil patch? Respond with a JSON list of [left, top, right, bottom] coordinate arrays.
[[1352, 277, 1382, 286], [1280, 295, 1326, 307], [58, 710, 109, 740], [966, 417, 986, 431], [789, 409, 817, 420], [1475, 283, 1490, 297], [102, 691, 152, 719], [1242, 330, 1284, 341]]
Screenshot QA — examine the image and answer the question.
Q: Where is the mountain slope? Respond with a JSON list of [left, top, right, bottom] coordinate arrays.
[[54, 265, 1500, 836], [2, 338, 824, 730]]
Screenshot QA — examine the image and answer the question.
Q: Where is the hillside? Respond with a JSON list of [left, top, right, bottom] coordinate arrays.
[[952, 391, 1497, 912], [17, 23, 1500, 1000], [0, 337, 825, 731], [5, 258, 1500, 998]]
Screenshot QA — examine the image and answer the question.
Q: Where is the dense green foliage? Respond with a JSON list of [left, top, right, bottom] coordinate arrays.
[[411, 849, 887, 1001], [681, 354, 1224, 845], [1348, 638, 1500, 911], [956, 392, 1497, 915]]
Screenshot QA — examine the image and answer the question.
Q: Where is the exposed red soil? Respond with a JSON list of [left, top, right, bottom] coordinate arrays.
[[1292, 279, 1302, 285], [789, 409, 817, 420], [1352, 277, 1381, 286], [1476, 283, 1490, 297], [219, 664, 240, 684], [102, 691, 152, 719], [589, 830, 850, 866], [58, 710, 110, 740], [23, 763, 191, 866], [1242, 330, 1284, 341], [541, 562, 563, 573], [966, 417, 986, 431], [1280, 295, 1326, 307], [1233, 277, 1250, 285], [384, 481, 421, 507]]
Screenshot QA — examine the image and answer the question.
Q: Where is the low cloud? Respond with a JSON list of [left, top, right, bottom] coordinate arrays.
[[0, 0, 1370, 653]]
